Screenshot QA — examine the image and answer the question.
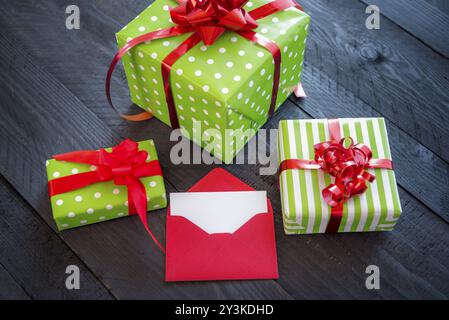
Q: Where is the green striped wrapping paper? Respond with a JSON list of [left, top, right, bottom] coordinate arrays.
[[278, 118, 402, 234]]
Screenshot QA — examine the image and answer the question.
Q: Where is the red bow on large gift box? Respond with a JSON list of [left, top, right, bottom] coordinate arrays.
[[106, 0, 304, 127]]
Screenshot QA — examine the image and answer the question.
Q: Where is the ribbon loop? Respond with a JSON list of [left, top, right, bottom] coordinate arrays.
[[48, 140, 165, 252], [314, 136, 377, 208]]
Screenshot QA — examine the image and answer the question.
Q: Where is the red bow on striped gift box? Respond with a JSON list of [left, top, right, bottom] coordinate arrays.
[[279, 119, 394, 233]]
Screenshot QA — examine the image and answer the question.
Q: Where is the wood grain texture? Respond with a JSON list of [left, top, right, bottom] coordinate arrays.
[[300, 0, 449, 163], [89, 98, 449, 299], [0, 264, 30, 300], [290, 63, 449, 223], [0, 0, 144, 134], [0, 177, 114, 300], [0, 23, 291, 300], [0, 0, 448, 299], [425, 0, 449, 15], [360, 0, 449, 58], [4, 0, 448, 165], [1, 0, 447, 220], [231, 103, 449, 299]]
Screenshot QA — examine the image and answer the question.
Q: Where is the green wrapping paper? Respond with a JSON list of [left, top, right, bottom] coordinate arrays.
[[116, 0, 310, 163], [278, 118, 402, 234], [46, 140, 167, 231]]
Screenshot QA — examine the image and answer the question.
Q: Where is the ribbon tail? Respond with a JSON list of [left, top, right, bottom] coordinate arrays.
[[293, 82, 307, 98], [53, 150, 103, 165], [106, 26, 195, 122], [325, 204, 344, 234], [128, 180, 166, 253]]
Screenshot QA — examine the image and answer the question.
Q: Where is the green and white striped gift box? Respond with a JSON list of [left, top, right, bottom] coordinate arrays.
[[277, 118, 402, 235]]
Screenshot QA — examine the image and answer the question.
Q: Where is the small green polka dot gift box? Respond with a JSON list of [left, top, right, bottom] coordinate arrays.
[[278, 118, 402, 235], [113, 0, 310, 164], [46, 140, 167, 231]]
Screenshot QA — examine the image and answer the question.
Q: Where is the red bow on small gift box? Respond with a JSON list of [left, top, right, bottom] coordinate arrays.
[[279, 119, 394, 233], [106, 0, 304, 127], [48, 140, 165, 251]]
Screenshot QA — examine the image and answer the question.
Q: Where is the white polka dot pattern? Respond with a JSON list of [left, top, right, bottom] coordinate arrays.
[[116, 0, 310, 163], [46, 140, 168, 230]]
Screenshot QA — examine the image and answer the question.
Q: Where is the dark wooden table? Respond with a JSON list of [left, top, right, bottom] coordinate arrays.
[[1, 0, 448, 300]]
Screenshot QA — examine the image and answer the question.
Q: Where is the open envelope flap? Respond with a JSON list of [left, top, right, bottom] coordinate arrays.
[[166, 169, 278, 282], [170, 191, 268, 234], [165, 200, 278, 282]]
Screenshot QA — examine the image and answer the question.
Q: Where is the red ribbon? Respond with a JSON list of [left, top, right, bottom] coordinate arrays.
[[106, 0, 303, 127], [48, 140, 165, 252], [170, 0, 259, 45], [279, 119, 393, 233]]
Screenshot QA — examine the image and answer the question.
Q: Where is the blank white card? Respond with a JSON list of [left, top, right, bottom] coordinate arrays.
[[170, 191, 268, 234]]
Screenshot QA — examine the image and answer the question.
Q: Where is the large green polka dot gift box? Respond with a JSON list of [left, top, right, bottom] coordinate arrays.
[[113, 0, 310, 164], [278, 118, 402, 235], [46, 140, 167, 231]]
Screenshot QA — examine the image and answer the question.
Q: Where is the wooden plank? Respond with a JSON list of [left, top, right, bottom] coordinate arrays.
[[290, 66, 449, 224], [298, 0, 449, 163], [4, 0, 449, 220], [2, 0, 447, 221], [360, 0, 449, 58], [113, 98, 449, 298], [0, 176, 114, 300], [232, 104, 449, 299], [0, 0, 147, 134], [1, 44, 448, 299], [0, 25, 291, 300], [5, 0, 449, 165], [0, 264, 30, 300], [0, 0, 448, 299], [291, 44, 449, 222]]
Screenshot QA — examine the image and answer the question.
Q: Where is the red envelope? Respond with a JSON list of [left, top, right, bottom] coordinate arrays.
[[165, 168, 278, 282]]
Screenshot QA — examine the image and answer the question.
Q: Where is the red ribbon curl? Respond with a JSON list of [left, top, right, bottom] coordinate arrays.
[[106, 0, 304, 127], [279, 119, 393, 233], [170, 0, 259, 45], [48, 140, 165, 252]]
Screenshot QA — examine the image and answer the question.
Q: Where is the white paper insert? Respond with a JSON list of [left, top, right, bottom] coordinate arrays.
[[170, 191, 268, 234]]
